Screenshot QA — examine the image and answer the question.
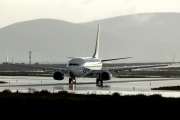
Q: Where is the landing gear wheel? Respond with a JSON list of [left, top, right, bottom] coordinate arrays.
[[96, 78, 99, 85], [69, 78, 72, 83]]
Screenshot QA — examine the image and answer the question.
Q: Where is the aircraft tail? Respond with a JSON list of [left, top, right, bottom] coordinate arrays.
[[92, 24, 100, 58]]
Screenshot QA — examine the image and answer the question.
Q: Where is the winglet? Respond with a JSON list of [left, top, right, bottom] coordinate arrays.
[[92, 24, 100, 58]]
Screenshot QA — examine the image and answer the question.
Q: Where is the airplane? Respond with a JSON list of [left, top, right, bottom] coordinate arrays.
[[7, 24, 171, 87]]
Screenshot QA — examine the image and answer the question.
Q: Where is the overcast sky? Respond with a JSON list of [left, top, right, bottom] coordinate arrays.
[[0, 0, 180, 28]]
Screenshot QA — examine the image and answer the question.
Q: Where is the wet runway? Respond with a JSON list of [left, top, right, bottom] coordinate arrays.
[[0, 76, 180, 97]]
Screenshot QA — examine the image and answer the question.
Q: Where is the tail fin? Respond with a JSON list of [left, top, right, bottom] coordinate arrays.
[[92, 24, 100, 58]]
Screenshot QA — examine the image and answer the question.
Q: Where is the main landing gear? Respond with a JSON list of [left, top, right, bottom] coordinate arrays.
[[96, 74, 103, 87], [69, 75, 104, 87], [69, 77, 76, 84]]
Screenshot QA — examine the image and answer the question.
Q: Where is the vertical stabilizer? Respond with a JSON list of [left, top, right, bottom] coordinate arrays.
[[92, 24, 100, 58]]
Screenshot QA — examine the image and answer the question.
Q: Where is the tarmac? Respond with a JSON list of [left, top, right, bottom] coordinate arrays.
[[1, 76, 180, 98]]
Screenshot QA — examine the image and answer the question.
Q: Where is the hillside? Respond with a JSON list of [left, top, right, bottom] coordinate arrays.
[[0, 12, 179, 64]]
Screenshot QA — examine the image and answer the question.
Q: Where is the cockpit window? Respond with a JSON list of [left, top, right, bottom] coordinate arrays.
[[69, 63, 79, 66]]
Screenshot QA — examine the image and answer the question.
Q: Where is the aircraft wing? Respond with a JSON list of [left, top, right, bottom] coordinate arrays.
[[91, 64, 170, 75], [107, 64, 169, 72], [7, 63, 68, 73]]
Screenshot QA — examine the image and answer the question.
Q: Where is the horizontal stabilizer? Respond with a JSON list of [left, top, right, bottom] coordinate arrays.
[[67, 57, 74, 58], [101, 57, 133, 62]]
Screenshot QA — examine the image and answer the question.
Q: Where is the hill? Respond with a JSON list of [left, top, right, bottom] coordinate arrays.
[[0, 12, 180, 64]]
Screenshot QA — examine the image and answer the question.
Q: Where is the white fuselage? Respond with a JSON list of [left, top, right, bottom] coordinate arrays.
[[67, 57, 102, 77]]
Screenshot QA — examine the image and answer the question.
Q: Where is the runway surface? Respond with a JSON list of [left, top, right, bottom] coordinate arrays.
[[0, 76, 180, 97]]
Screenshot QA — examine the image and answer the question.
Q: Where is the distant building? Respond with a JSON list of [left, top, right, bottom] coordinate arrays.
[[2, 62, 9, 64]]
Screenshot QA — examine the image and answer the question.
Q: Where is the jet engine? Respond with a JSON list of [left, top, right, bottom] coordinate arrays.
[[53, 71, 64, 80], [101, 71, 112, 80]]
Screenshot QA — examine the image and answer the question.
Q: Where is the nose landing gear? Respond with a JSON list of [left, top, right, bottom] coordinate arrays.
[[69, 77, 76, 84]]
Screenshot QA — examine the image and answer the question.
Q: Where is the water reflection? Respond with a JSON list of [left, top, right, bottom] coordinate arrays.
[[53, 86, 65, 90], [69, 83, 76, 90], [96, 84, 110, 88]]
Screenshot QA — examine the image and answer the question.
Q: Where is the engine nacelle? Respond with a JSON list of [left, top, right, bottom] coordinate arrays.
[[101, 71, 112, 80], [53, 71, 64, 80]]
